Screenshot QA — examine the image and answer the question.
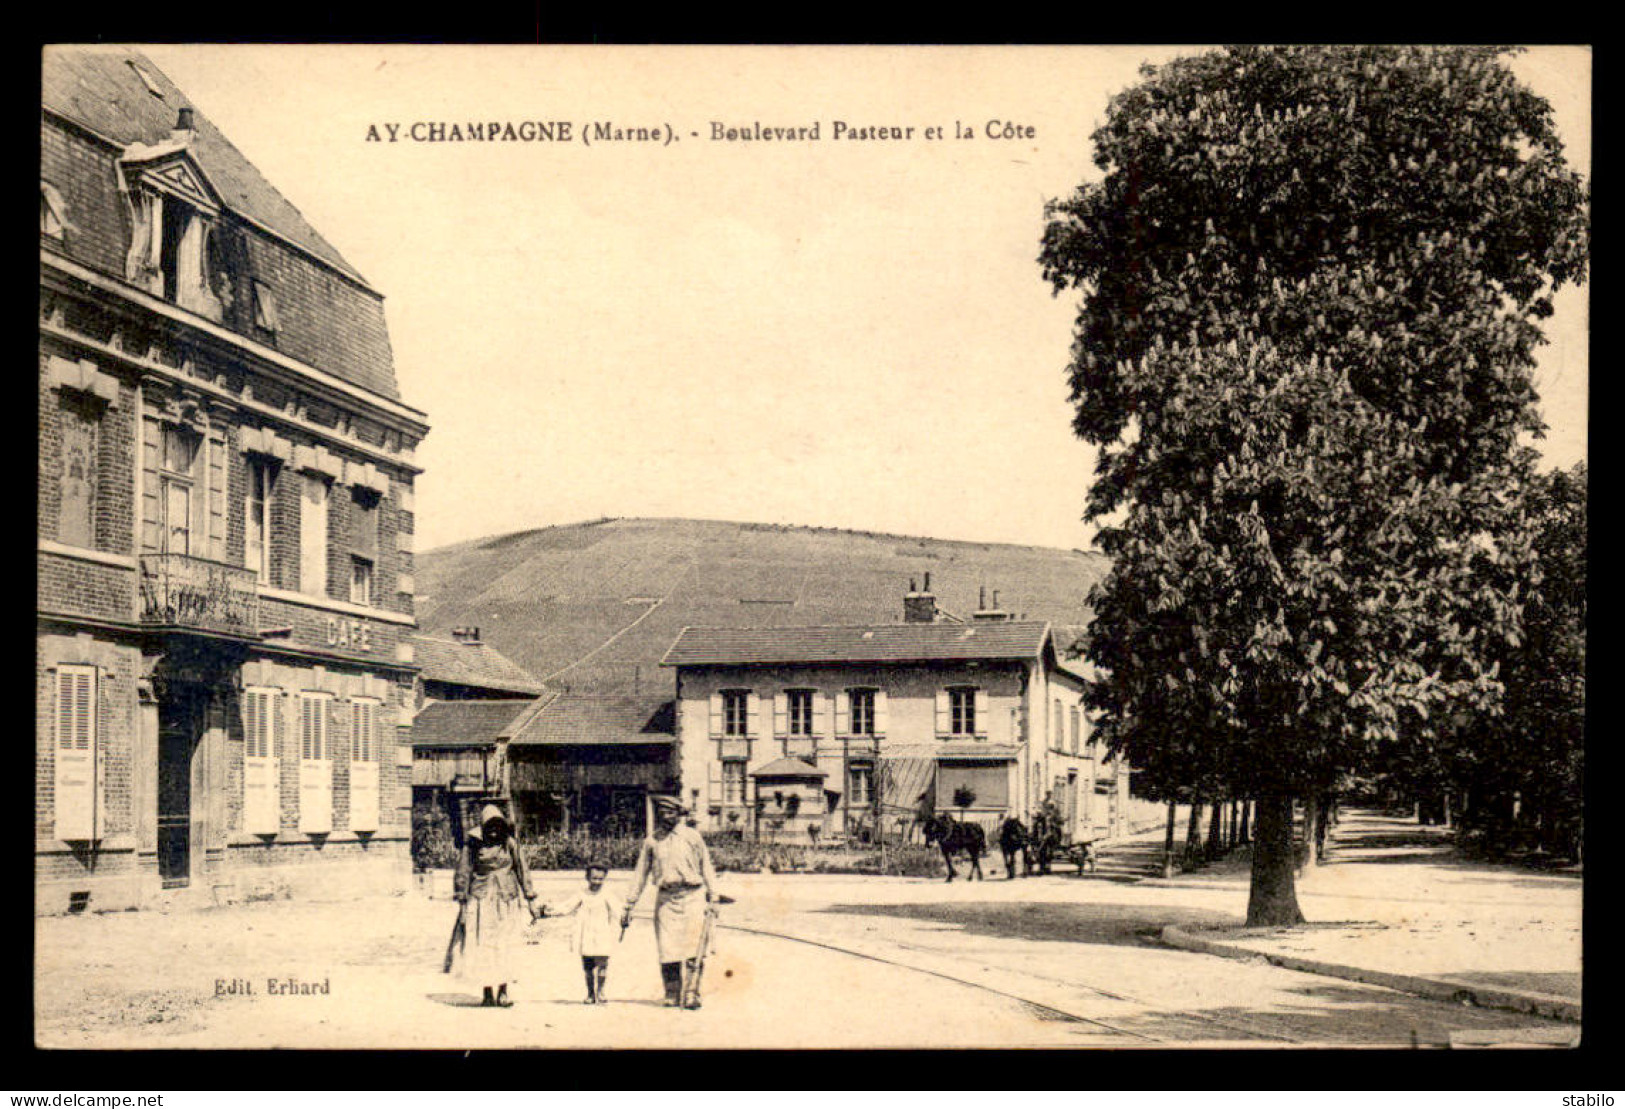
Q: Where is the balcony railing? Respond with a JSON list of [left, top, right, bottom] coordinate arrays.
[[139, 553, 259, 637]]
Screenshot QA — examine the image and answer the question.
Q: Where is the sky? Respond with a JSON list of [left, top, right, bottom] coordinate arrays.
[[136, 45, 1590, 556]]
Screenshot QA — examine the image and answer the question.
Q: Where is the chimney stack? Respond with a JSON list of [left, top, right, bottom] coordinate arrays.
[[172, 107, 196, 142], [903, 576, 937, 624], [973, 585, 1012, 622]]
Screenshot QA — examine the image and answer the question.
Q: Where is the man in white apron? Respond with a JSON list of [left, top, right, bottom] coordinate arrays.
[[621, 796, 719, 1008]]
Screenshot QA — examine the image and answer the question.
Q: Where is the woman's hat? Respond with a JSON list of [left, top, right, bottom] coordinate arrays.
[[478, 803, 509, 828]]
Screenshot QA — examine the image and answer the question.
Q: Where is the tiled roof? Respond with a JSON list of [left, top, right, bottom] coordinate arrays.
[[750, 757, 826, 778], [413, 635, 545, 696], [507, 692, 675, 747], [42, 47, 369, 287], [660, 621, 1053, 667], [412, 699, 535, 749]]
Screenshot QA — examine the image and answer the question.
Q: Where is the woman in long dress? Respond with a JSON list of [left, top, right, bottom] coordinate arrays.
[[453, 803, 538, 1007]]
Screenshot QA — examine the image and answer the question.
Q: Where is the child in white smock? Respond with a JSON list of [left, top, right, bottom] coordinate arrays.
[[544, 862, 620, 1003]]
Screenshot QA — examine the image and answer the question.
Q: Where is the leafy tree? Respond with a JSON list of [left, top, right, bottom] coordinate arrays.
[[1040, 46, 1588, 924], [952, 785, 977, 816], [1456, 461, 1586, 856]]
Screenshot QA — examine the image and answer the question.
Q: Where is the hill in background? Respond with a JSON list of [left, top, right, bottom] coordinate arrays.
[[415, 517, 1109, 693]]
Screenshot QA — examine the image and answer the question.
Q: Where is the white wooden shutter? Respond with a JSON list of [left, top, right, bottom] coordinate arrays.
[[207, 430, 226, 561], [53, 665, 98, 841], [242, 688, 280, 835], [349, 699, 380, 832], [814, 692, 831, 739], [874, 690, 889, 737], [746, 692, 761, 737], [835, 692, 850, 737], [773, 692, 788, 737], [299, 694, 332, 833], [708, 692, 723, 738], [974, 689, 990, 737], [934, 690, 950, 736], [707, 762, 723, 810]]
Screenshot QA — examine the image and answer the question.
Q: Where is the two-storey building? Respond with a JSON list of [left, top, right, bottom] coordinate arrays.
[[39, 47, 430, 912], [660, 583, 1140, 845]]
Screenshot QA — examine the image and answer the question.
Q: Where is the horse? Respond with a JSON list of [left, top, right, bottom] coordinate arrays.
[[996, 816, 1028, 879], [922, 814, 986, 882], [1029, 811, 1062, 876]]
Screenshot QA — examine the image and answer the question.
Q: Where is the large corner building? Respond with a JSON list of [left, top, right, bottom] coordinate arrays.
[[38, 48, 430, 912]]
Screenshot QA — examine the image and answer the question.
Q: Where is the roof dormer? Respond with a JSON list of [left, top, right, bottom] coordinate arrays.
[[118, 112, 229, 321]]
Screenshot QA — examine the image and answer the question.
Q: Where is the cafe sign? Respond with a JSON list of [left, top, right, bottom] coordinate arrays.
[[326, 616, 373, 652]]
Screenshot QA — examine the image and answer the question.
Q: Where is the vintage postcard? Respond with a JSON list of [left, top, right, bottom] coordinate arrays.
[[36, 44, 1587, 1052]]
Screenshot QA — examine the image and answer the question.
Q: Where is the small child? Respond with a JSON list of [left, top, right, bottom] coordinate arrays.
[[543, 863, 620, 1003]]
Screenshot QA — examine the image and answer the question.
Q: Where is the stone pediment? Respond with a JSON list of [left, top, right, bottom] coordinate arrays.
[[119, 142, 222, 214]]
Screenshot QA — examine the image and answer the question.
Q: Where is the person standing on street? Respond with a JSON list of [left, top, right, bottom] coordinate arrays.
[[453, 802, 540, 1007], [621, 796, 719, 1009], [544, 862, 620, 1004]]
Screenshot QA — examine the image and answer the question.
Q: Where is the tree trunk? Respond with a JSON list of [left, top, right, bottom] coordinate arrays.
[[1238, 799, 1250, 845], [1184, 799, 1205, 867], [1207, 798, 1224, 857], [1314, 792, 1331, 861], [1299, 792, 1319, 873], [1162, 799, 1178, 878], [1247, 793, 1307, 926]]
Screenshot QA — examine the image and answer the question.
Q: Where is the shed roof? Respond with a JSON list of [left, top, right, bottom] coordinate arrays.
[[506, 692, 675, 748], [411, 699, 535, 749], [660, 621, 1054, 668], [413, 634, 545, 697], [42, 47, 370, 289], [750, 757, 826, 778]]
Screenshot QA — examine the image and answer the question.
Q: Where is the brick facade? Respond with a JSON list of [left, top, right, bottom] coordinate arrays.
[[38, 49, 430, 915]]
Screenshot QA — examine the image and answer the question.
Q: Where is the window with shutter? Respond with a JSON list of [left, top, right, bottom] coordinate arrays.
[[721, 761, 747, 805], [349, 698, 380, 832], [58, 392, 99, 549], [300, 475, 329, 598], [708, 692, 723, 738], [773, 692, 789, 737], [242, 688, 280, 835], [298, 693, 332, 833], [946, 687, 980, 737], [53, 665, 98, 841], [721, 690, 749, 737], [745, 692, 761, 737], [786, 690, 814, 736], [835, 691, 851, 736], [874, 690, 889, 737], [244, 459, 276, 582]]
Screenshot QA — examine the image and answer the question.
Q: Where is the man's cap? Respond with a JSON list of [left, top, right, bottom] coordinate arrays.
[[652, 795, 685, 815]]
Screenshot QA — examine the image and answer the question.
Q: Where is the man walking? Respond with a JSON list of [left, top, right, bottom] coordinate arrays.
[[622, 796, 719, 1009]]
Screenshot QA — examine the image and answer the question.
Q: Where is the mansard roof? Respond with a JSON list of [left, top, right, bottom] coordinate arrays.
[[42, 48, 407, 404], [43, 47, 370, 288]]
